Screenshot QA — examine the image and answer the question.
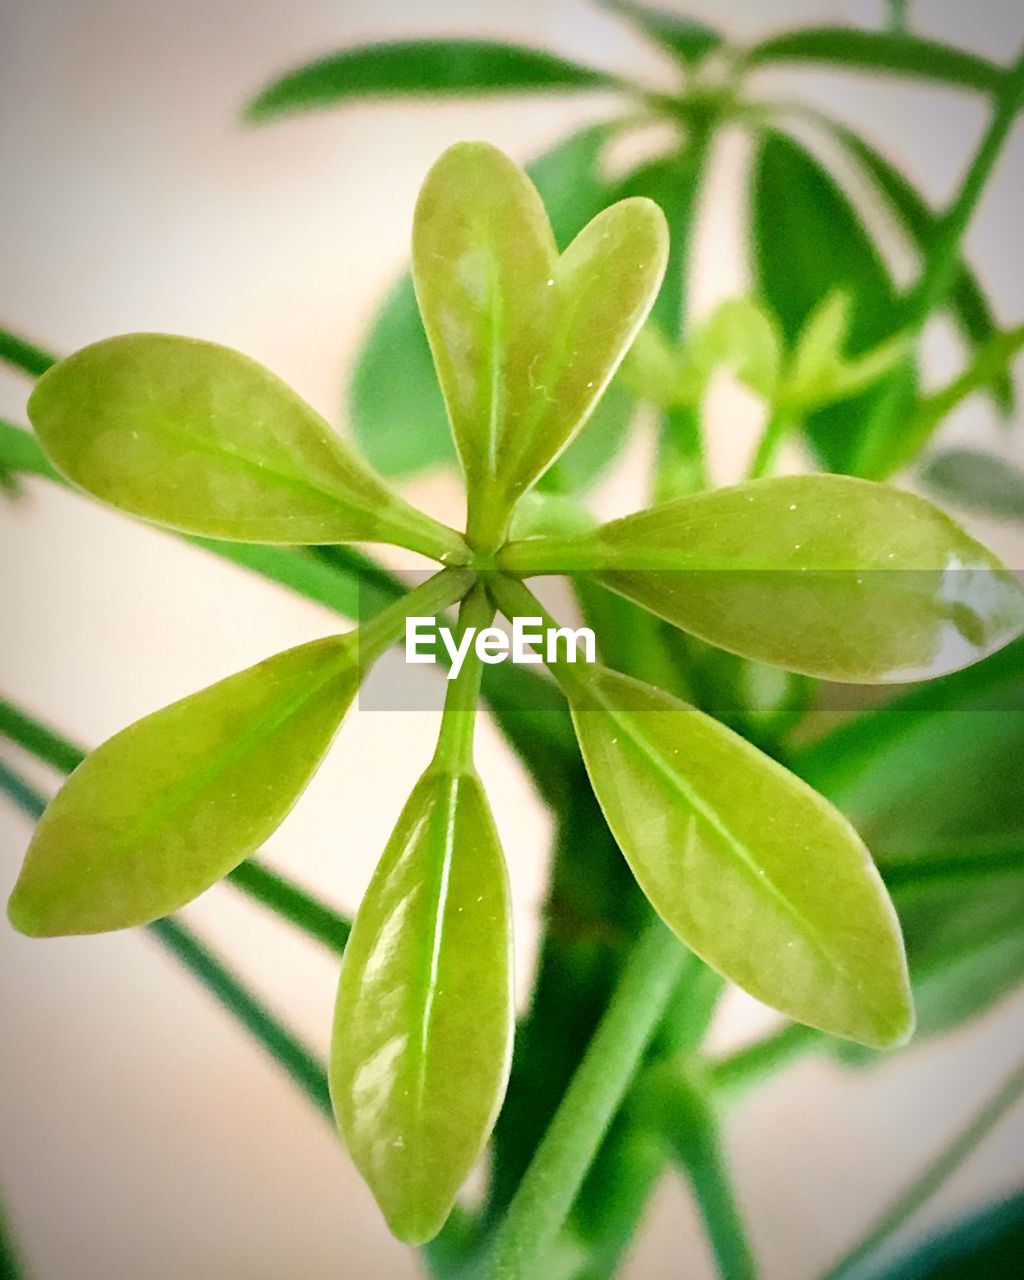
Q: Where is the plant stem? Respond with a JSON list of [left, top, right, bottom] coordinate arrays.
[[149, 917, 334, 1115], [886, 0, 910, 33], [356, 567, 473, 667], [655, 404, 709, 501], [893, 323, 1024, 469], [649, 1069, 759, 1280], [822, 1055, 1024, 1280], [747, 409, 796, 480], [226, 861, 350, 954], [470, 915, 688, 1280], [0, 327, 56, 378], [854, 44, 1024, 478], [709, 1022, 821, 1106], [0, 699, 353, 955], [432, 585, 494, 773], [0, 757, 334, 1117]]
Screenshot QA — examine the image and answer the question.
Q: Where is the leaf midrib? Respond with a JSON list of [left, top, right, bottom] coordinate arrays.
[[578, 678, 878, 1001], [93, 404, 380, 520], [75, 645, 352, 861]]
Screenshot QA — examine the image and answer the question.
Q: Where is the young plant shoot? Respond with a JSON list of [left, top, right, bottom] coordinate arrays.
[[7, 138, 1024, 1263]]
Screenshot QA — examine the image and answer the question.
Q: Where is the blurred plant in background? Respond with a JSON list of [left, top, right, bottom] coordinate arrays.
[[2, 2, 1024, 1277]]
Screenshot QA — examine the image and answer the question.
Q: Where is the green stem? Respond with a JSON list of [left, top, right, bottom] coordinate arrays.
[[708, 1022, 821, 1106], [0, 327, 56, 378], [0, 699, 353, 955], [149, 916, 334, 1116], [894, 323, 1024, 468], [886, 0, 910, 33], [0, 757, 334, 1116], [355, 567, 473, 667], [746, 409, 796, 481], [470, 915, 688, 1280], [0, 752, 466, 1277], [496, 538, 597, 577], [432, 585, 494, 773], [226, 861, 350, 954], [649, 1069, 759, 1280], [822, 1055, 1024, 1280], [854, 44, 1024, 478], [655, 404, 709, 502]]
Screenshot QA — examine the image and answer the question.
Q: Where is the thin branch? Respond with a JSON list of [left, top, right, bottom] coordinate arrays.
[[854, 44, 1024, 477], [0, 756, 332, 1117], [822, 1055, 1024, 1280], [469, 915, 688, 1279], [655, 1071, 759, 1280], [708, 1022, 821, 1105]]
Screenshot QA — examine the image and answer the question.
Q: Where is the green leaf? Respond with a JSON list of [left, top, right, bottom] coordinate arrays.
[[349, 274, 453, 477], [351, 125, 637, 486], [563, 665, 913, 1047], [331, 767, 513, 1244], [795, 638, 1024, 858], [747, 27, 1006, 94], [924, 449, 1024, 521], [903, 873, 1024, 1039], [680, 297, 783, 404], [601, 1, 723, 68], [7, 635, 360, 936], [245, 39, 620, 120], [867, 1193, 1024, 1279], [817, 119, 1014, 415], [501, 475, 1024, 683], [413, 142, 667, 541], [750, 130, 904, 472], [783, 291, 907, 411], [796, 639, 1024, 1040], [28, 334, 462, 558]]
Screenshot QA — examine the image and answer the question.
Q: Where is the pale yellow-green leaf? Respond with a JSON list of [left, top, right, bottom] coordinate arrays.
[[412, 142, 668, 532], [28, 334, 463, 558], [331, 768, 513, 1244], [502, 475, 1024, 682], [566, 666, 914, 1047], [8, 636, 360, 936]]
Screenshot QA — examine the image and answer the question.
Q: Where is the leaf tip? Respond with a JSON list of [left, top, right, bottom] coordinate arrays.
[[6, 882, 49, 938]]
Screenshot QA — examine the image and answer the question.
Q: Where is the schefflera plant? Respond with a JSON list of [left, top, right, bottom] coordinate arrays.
[[8, 142, 1024, 1244]]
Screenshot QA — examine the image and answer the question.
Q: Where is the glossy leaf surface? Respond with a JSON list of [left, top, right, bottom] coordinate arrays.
[[8, 637, 359, 935], [751, 130, 905, 473], [351, 125, 636, 487], [246, 39, 619, 120], [29, 334, 458, 555], [924, 449, 1024, 522], [504, 475, 1024, 682], [412, 142, 667, 518], [603, 1, 723, 67], [747, 27, 1005, 93], [564, 666, 913, 1047], [331, 769, 513, 1243]]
